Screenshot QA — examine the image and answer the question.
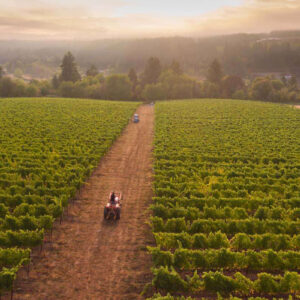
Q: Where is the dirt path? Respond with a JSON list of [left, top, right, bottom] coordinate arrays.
[[10, 105, 154, 300]]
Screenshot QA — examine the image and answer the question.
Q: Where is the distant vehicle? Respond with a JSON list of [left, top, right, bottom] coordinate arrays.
[[133, 114, 139, 123], [104, 192, 122, 220]]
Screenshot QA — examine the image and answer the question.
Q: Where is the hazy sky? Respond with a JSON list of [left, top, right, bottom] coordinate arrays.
[[0, 0, 299, 40]]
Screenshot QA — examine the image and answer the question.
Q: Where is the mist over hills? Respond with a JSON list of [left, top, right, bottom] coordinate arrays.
[[1, 30, 300, 80]]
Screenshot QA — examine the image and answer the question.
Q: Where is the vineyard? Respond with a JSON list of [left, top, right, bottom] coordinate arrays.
[[149, 100, 300, 299], [0, 98, 138, 296]]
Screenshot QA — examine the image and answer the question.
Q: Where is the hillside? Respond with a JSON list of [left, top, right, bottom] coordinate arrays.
[[1, 30, 300, 79]]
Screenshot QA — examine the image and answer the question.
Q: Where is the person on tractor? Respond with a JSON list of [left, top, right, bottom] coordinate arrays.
[[110, 192, 116, 204]]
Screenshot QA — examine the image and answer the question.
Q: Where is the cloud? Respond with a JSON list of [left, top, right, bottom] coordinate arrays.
[[0, 0, 299, 39], [0, 0, 114, 39], [186, 0, 300, 36], [0, 0, 186, 40]]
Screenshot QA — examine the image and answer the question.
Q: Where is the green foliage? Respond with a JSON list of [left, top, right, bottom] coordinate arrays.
[[86, 65, 99, 77], [142, 83, 166, 101], [231, 233, 251, 250], [105, 74, 132, 100], [26, 84, 39, 97], [152, 267, 188, 292], [251, 78, 273, 100], [170, 60, 183, 76], [59, 81, 74, 97], [147, 293, 193, 300], [150, 247, 300, 271], [151, 268, 300, 296], [128, 68, 138, 85], [221, 75, 245, 98], [52, 74, 60, 89], [202, 81, 220, 98], [0, 77, 15, 97], [0, 266, 18, 295], [0, 248, 31, 294], [203, 271, 237, 296]]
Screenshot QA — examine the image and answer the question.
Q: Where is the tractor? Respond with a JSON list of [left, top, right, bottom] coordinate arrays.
[[104, 192, 122, 220]]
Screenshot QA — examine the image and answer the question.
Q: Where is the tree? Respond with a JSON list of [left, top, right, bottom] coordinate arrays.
[[52, 74, 60, 89], [221, 75, 245, 98], [59, 81, 75, 98], [0, 66, 3, 79], [26, 84, 39, 97], [105, 74, 132, 100], [203, 81, 220, 98], [170, 60, 183, 75], [72, 81, 89, 98], [95, 73, 105, 84], [251, 78, 273, 100], [232, 89, 247, 100], [0, 77, 15, 97], [38, 80, 51, 96], [14, 68, 23, 79], [86, 84, 104, 99], [59, 52, 81, 83], [271, 79, 284, 91], [128, 68, 139, 100], [158, 70, 194, 99], [288, 76, 298, 90], [14, 79, 26, 97], [142, 57, 162, 85], [281, 75, 287, 86], [86, 65, 99, 77], [142, 83, 165, 102], [207, 59, 223, 84], [128, 68, 138, 86]]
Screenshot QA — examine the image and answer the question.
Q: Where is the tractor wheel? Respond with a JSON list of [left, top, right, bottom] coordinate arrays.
[[116, 208, 121, 220], [104, 207, 108, 219]]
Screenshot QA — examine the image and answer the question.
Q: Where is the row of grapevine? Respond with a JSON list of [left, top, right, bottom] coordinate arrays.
[[152, 267, 299, 295], [149, 247, 300, 271], [151, 203, 300, 220], [154, 232, 300, 251], [153, 196, 300, 210], [150, 99, 300, 298], [152, 216, 299, 235], [148, 294, 295, 300]]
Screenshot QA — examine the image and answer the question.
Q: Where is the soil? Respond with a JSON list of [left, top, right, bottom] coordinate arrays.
[[295, 105, 300, 109], [9, 105, 154, 300]]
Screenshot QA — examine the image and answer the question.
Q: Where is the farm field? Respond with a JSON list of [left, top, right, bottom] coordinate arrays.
[[0, 98, 138, 296], [149, 99, 300, 299]]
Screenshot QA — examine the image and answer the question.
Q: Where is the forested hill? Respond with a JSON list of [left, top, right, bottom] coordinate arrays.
[[1, 30, 300, 79]]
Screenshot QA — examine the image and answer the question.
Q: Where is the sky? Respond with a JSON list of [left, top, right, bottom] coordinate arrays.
[[0, 0, 299, 40]]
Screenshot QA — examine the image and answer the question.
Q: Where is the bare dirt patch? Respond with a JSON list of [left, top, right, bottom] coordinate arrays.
[[9, 105, 154, 300]]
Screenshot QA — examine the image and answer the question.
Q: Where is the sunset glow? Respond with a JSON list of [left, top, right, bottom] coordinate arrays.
[[0, 0, 299, 39]]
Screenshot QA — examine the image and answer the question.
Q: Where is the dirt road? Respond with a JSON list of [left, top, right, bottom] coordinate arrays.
[[11, 105, 154, 300]]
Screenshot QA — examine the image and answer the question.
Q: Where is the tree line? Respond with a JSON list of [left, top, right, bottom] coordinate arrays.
[[0, 52, 299, 103]]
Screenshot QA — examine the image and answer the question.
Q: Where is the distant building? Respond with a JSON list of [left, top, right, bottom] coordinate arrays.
[[250, 72, 299, 83]]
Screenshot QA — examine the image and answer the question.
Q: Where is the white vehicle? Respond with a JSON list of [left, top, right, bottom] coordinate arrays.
[[133, 114, 139, 123]]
